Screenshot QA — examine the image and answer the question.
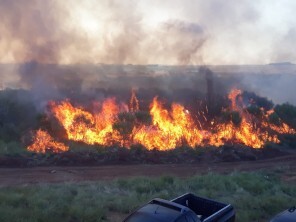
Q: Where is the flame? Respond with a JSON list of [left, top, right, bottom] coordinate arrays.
[[129, 89, 139, 112], [269, 122, 296, 134], [133, 97, 204, 150], [228, 88, 242, 110], [209, 119, 279, 148], [27, 129, 69, 153], [49, 98, 121, 145], [208, 89, 279, 148], [27, 88, 296, 153]]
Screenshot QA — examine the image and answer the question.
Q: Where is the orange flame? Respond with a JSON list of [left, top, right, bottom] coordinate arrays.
[[27, 88, 296, 153], [209, 119, 279, 148], [133, 97, 204, 150], [49, 98, 121, 145], [27, 129, 69, 153], [208, 89, 279, 148], [228, 88, 242, 110], [129, 89, 139, 112]]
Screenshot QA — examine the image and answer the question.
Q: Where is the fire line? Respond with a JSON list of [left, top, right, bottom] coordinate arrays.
[[27, 89, 296, 152]]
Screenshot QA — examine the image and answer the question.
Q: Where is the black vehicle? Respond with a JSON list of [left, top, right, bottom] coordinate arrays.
[[270, 206, 296, 222], [123, 193, 235, 222]]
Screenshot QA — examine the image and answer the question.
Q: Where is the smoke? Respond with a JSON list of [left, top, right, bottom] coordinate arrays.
[[241, 71, 296, 105], [0, 0, 66, 64], [0, 0, 296, 105], [2, 0, 295, 65], [0, 0, 206, 65]]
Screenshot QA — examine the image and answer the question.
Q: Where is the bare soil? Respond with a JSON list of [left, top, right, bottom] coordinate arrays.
[[0, 154, 295, 187]]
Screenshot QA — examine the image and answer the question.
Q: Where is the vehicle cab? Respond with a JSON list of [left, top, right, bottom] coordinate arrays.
[[123, 198, 201, 222]]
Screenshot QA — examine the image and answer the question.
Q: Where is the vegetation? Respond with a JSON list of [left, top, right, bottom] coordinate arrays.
[[1, 88, 296, 157], [0, 170, 295, 222], [274, 103, 296, 129], [242, 91, 274, 111], [221, 111, 242, 126], [0, 89, 38, 143]]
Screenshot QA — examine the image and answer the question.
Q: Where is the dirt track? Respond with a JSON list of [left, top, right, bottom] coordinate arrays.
[[0, 154, 296, 187]]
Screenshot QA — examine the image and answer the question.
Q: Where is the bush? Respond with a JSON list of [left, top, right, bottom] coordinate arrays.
[[231, 111, 242, 126], [242, 91, 274, 110], [274, 103, 296, 129], [0, 89, 38, 142], [268, 112, 281, 126], [247, 105, 263, 117]]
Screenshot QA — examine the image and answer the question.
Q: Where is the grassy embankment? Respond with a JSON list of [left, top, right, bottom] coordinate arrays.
[[0, 168, 295, 222]]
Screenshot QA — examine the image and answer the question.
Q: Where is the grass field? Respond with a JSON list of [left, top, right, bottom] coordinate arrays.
[[0, 169, 295, 222]]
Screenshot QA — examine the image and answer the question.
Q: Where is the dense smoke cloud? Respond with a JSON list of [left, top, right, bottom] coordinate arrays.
[[0, 0, 296, 106], [0, 0, 295, 65], [0, 0, 206, 65], [0, 0, 66, 64]]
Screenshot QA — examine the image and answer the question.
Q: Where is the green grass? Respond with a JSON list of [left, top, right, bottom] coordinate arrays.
[[0, 171, 295, 222]]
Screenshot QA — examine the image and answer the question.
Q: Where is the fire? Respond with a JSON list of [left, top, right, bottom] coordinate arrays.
[[49, 98, 121, 145], [209, 119, 278, 148], [269, 123, 296, 134], [228, 88, 242, 110], [129, 89, 139, 112], [133, 97, 204, 150], [27, 129, 69, 153], [27, 88, 296, 153], [208, 89, 280, 148]]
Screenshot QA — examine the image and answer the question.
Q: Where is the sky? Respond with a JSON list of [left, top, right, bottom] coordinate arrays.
[[0, 0, 296, 65]]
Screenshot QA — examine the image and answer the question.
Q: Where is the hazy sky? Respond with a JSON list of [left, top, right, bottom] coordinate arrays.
[[0, 0, 295, 65]]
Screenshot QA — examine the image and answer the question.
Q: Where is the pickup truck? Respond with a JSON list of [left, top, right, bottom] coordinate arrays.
[[122, 193, 235, 222], [122, 192, 295, 222]]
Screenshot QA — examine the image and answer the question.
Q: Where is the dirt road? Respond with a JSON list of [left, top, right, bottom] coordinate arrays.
[[0, 154, 295, 187]]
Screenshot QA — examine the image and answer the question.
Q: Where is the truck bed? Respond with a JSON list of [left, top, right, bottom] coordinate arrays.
[[172, 193, 235, 222]]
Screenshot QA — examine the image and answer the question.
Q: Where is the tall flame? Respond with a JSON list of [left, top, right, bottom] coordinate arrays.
[[208, 89, 279, 148], [228, 88, 242, 111], [129, 89, 139, 112], [133, 97, 204, 150]]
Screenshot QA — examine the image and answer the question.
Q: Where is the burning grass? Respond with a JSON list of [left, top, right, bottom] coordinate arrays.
[[1, 85, 296, 158], [0, 169, 295, 222], [27, 89, 296, 153], [27, 129, 69, 153]]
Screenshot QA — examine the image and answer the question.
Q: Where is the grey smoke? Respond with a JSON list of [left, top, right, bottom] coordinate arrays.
[[0, 0, 296, 106], [2, 0, 292, 65]]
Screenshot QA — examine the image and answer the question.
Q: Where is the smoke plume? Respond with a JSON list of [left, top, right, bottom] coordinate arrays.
[[1, 0, 295, 65], [0, 0, 296, 105]]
